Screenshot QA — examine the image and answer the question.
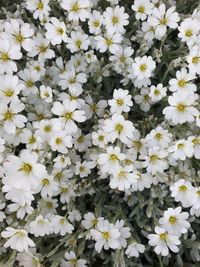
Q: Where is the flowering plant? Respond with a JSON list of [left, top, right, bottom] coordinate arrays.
[[0, 0, 200, 266]]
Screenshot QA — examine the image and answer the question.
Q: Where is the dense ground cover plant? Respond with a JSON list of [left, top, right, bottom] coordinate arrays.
[[0, 0, 200, 266]]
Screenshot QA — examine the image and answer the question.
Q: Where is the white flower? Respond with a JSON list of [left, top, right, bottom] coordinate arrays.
[[186, 45, 200, 74], [36, 174, 59, 198], [51, 215, 74, 236], [59, 69, 87, 91], [40, 85, 53, 103], [45, 17, 67, 45], [131, 171, 153, 191], [1, 228, 35, 252], [114, 220, 131, 248], [178, 18, 200, 46], [148, 226, 181, 256], [125, 242, 145, 258], [66, 31, 90, 53], [51, 99, 86, 134], [163, 91, 199, 124], [149, 83, 167, 102], [169, 68, 197, 93], [188, 136, 200, 159], [145, 126, 172, 149], [132, 56, 156, 80], [190, 187, 200, 217], [88, 10, 103, 35], [109, 46, 134, 73], [92, 130, 108, 148], [98, 146, 126, 174], [28, 33, 55, 60], [108, 88, 133, 114], [75, 161, 94, 178], [3, 19, 34, 51], [19, 68, 40, 96], [140, 147, 168, 174], [29, 215, 52, 237], [103, 114, 135, 144], [169, 139, 194, 161], [132, 0, 154, 21], [50, 131, 73, 153], [148, 4, 180, 37], [0, 101, 27, 134], [16, 250, 41, 267], [90, 220, 120, 253], [0, 39, 22, 74], [61, 251, 87, 267], [110, 165, 137, 191], [0, 74, 24, 104], [159, 207, 190, 237], [95, 33, 122, 54], [103, 6, 129, 34], [60, 0, 91, 22], [170, 179, 194, 208], [26, 0, 50, 20], [82, 212, 103, 230], [3, 149, 46, 191]]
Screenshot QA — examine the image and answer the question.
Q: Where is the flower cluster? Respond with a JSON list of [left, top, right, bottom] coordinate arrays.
[[0, 0, 199, 266]]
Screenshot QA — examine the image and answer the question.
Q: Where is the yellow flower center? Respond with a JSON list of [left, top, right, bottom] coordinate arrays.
[[110, 154, 118, 161], [176, 103, 186, 112], [178, 143, 184, 149], [69, 259, 77, 265], [64, 112, 73, 120], [98, 135, 104, 141], [90, 103, 96, 112], [185, 29, 193, 37], [56, 27, 64, 35], [29, 136, 36, 144], [79, 166, 85, 172], [178, 79, 186, 87], [140, 64, 147, 72], [159, 232, 168, 240], [71, 3, 79, 12], [56, 138, 62, 145], [119, 55, 126, 63], [118, 170, 126, 178], [116, 98, 124, 106], [75, 39, 82, 49], [179, 185, 187, 192], [15, 230, 26, 238], [77, 136, 84, 143], [0, 52, 10, 62], [102, 231, 110, 240], [105, 38, 113, 46], [20, 163, 32, 174], [4, 89, 14, 97], [46, 202, 53, 209], [150, 154, 158, 162], [155, 133, 162, 140], [169, 216, 177, 224], [115, 123, 123, 133], [160, 17, 167, 25], [92, 218, 98, 225], [61, 187, 68, 193], [3, 110, 14, 120], [37, 0, 44, 10], [112, 16, 119, 25], [59, 218, 65, 225], [138, 5, 145, 13], [192, 57, 200, 64], [192, 138, 200, 145], [153, 89, 160, 95], [44, 125, 51, 132], [15, 34, 24, 44], [39, 45, 48, 53], [42, 178, 49, 186], [26, 80, 34, 88], [93, 20, 100, 27]]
